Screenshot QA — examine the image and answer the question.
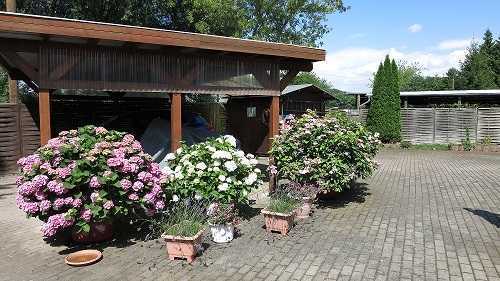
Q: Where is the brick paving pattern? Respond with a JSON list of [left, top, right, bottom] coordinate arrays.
[[0, 150, 499, 281]]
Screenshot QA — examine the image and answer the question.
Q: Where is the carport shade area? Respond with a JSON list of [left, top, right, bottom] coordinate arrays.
[[0, 11, 325, 152]]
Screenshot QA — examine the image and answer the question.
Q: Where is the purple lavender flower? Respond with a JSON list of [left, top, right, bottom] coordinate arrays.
[[56, 167, 71, 179], [32, 175, 49, 189], [64, 197, 73, 205], [80, 209, 92, 222], [18, 181, 36, 196], [106, 157, 122, 167], [154, 200, 165, 210], [89, 176, 101, 189], [144, 193, 155, 204], [72, 198, 82, 208], [132, 181, 144, 192], [47, 180, 65, 195], [35, 189, 47, 200], [41, 214, 74, 237], [128, 193, 139, 201], [120, 179, 132, 190], [103, 200, 114, 210], [53, 198, 65, 210], [39, 200, 51, 212]]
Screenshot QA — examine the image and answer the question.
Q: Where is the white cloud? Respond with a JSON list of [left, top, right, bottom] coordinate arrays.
[[437, 39, 472, 50], [408, 24, 423, 33], [313, 47, 467, 93]]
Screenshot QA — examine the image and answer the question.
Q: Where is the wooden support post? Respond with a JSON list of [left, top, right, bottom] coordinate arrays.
[[170, 93, 182, 152], [6, 0, 18, 104], [356, 94, 361, 110], [268, 96, 280, 193], [8, 79, 17, 103], [38, 89, 51, 145]]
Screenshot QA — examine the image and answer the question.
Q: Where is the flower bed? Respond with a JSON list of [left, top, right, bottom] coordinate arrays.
[[16, 125, 166, 238], [163, 136, 262, 203], [270, 110, 381, 192]]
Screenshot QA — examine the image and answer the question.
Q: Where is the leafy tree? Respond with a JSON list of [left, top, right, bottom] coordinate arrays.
[[12, 0, 348, 47], [0, 67, 8, 103], [492, 36, 500, 86], [242, 0, 349, 46], [367, 55, 401, 143], [461, 41, 497, 89], [292, 72, 355, 108]]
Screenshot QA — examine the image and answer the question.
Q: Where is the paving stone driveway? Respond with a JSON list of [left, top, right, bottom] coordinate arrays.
[[0, 150, 499, 281]]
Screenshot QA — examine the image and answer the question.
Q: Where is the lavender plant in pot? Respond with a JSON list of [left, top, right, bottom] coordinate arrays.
[[261, 190, 299, 235], [207, 202, 238, 243], [157, 201, 206, 263], [282, 182, 321, 219]]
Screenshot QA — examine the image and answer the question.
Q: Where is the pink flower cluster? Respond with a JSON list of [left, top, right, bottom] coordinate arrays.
[[16, 126, 167, 238]]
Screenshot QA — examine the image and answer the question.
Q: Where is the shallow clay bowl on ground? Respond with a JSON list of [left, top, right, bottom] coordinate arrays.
[[65, 249, 102, 266]]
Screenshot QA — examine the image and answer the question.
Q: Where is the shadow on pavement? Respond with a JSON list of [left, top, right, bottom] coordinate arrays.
[[316, 182, 370, 209], [464, 208, 499, 228]]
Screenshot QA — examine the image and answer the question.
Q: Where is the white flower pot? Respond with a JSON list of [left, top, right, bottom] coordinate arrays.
[[209, 224, 234, 243]]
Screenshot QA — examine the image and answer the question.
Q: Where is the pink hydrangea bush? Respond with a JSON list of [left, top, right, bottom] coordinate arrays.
[[16, 125, 166, 238]]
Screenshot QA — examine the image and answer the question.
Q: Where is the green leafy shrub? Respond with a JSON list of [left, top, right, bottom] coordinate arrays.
[[481, 136, 492, 145], [270, 110, 381, 192], [163, 136, 262, 203], [462, 128, 475, 151], [400, 141, 411, 149]]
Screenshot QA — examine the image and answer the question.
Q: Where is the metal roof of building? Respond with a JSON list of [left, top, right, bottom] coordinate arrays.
[[400, 89, 500, 97]]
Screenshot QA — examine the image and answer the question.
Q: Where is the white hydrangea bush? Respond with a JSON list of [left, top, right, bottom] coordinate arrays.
[[162, 136, 263, 203]]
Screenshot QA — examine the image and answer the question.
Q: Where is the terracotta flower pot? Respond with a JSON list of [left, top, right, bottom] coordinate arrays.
[[71, 221, 113, 244], [261, 209, 295, 235], [295, 197, 313, 219], [209, 223, 234, 243], [162, 229, 204, 263]]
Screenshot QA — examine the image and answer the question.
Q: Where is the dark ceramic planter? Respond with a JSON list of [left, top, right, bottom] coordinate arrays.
[[71, 221, 113, 244]]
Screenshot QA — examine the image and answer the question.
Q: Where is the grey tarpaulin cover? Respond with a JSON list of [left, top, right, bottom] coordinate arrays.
[[140, 117, 220, 168]]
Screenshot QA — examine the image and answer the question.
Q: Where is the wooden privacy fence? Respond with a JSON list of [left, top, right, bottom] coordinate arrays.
[[0, 103, 40, 172], [358, 108, 500, 144]]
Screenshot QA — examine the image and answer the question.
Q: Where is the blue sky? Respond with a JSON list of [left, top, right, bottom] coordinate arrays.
[[313, 0, 500, 92]]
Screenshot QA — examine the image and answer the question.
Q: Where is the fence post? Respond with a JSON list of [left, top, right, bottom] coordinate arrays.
[[475, 107, 479, 143], [432, 108, 436, 143]]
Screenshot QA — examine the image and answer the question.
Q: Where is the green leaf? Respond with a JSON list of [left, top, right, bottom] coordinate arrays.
[[63, 182, 75, 189], [82, 223, 90, 233]]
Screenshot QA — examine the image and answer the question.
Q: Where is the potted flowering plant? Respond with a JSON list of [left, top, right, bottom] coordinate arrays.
[[162, 135, 262, 203], [261, 190, 299, 235], [280, 182, 321, 219], [270, 110, 380, 195], [15, 125, 166, 242], [207, 202, 238, 243], [159, 201, 206, 263]]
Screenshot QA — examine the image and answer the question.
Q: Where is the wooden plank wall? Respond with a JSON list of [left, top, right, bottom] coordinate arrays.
[[356, 108, 499, 144], [0, 103, 39, 172], [477, 108, 500, 144]]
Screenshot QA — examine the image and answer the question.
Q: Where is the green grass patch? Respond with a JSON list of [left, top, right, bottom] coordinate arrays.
[[400, 142, 451, 151]]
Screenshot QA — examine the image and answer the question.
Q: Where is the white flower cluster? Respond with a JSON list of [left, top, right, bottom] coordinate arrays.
[[162, 135, 262, 202]]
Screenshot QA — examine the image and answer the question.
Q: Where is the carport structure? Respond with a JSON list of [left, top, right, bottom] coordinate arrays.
[[0, 12, 325, 152]]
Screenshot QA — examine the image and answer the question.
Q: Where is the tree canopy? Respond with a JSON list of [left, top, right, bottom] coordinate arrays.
[[397, 29, 500, 92], [5, 0, 348, 47]]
